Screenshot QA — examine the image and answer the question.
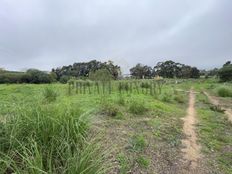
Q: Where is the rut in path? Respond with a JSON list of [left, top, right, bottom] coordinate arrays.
[[181, 89, 201, 170], [204, 91, 232, 123]]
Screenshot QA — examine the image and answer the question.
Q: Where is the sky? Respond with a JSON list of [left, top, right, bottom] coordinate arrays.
[[0, 0, 231, 73]]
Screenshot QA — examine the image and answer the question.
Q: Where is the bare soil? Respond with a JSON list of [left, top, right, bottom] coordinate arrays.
[[204, 91, 232, 123], [180, 90, 202, 172]]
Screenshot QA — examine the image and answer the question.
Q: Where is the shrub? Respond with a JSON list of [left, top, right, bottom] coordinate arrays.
[[173, 94, 184, 103], [43, 87, 58, 102], [101, 102, 119, 117], [129, 100, 147, 115], [0, 69, 54, 84], [59, 75, 71, 84], [217, 87, 232, 97], [218, 64, 232, 82], [26, 69, 53, 84]]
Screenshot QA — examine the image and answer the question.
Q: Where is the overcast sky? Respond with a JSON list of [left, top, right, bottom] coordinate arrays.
[[0, 0, 231, 73]]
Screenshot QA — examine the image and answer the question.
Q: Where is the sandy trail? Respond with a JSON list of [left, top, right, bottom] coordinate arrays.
[[204, 91, 232, 123], [181, 89, 201, 170]]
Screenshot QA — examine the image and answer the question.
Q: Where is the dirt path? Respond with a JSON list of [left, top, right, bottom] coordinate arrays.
[[181, 89, 202, 171], [204, 91, 232, 123]]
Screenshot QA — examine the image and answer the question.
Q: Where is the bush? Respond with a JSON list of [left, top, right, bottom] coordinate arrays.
[[59, 75, 71, 84], [217, 87, 232, 97], [0, 69, 54, 84], [129, 100, 147, 115], [173, 94, 184, 103], [43, 87, 58, 102], [117, 153, 129, 174], [101, 103, 119, 117], [218, 64, 232, 82]]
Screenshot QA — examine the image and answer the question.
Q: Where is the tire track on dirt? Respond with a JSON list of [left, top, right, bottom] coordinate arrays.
[[204, 91, 232, 123], [181, 89, 202, 171]]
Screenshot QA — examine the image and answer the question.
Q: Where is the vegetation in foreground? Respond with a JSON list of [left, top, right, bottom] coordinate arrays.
[[0, 86, 110, 173], [196, 93, 232, 174], [0, 78, 231, 173]]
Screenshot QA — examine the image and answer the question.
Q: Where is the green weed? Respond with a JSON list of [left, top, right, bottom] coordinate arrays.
[[129, 134, 147, 152], [43, 87, 57, 102], [136, 156, 150, 168], [117, 153, 130, 174], [160, 92, 171, 102], [217, 87, 232, 97], [117, 95, 126, 106], [173, 94, 184, 103], [101, 102, 119, 117], [129, 100, 147, 115]]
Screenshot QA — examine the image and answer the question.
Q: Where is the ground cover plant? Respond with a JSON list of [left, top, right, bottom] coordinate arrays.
[[0, 85, 110, 173], [196, 92, 232, 174], [0, 78, 231, 173], [217, 87, 232, 97]]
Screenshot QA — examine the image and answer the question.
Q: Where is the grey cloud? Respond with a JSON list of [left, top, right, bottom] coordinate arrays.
[[0, 0, 231, 73]]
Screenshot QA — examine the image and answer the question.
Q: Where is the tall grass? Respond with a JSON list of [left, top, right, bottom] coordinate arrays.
[[0, 103, 110, 173], [129, 100, 147, 115], [217, 87, 232, 97], [43, 87, 58, 102]]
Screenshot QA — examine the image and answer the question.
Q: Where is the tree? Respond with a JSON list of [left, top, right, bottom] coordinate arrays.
[[180, 65, 192, 78], [130, 63, 152, 79], [218, 61, 232, 82], [223, 61, 231, 67], [89, 68, 113, 82], [52, 60, 121, 81], [190, 67, 200, 78], [26, 69, 53, 83], [153, 60, 182, 78], [153, 60, 200, 79]]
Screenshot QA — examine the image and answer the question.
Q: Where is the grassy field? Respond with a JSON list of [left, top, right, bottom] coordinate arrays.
[[0, 79, 231, 173]]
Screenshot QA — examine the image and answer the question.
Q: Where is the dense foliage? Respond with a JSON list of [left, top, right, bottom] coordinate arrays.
[[218, 61, 232, 82], [0, 69, 56, 84], [89, 68, 113, 82], [2, 59, 230, 84], [130, 60, 200, 79], [130, 64, 152, 79], [153, 60, 200, 78], [52, 60, 121, 82]]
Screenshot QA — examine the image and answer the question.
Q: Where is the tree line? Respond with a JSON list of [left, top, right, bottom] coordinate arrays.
[[0, 60, 231, 83], [0, 69, 57, 84], [130, 60, 200, 79]]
